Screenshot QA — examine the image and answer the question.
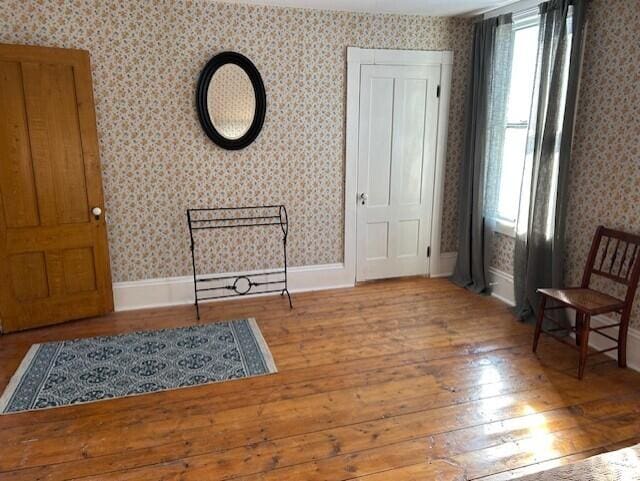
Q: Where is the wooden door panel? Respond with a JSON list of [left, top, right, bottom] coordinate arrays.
[[5, 224, 96, 253], [397, 78, 428, 206], [62, 247, 97, 294], [22, 62, 90, 225], [45, 249, 66, 296], [0, 44, 113, 333], [17, 291, 105, 330], [366, 77, 394, 208], [45, 247, 98, 296], [9, 252, 49, 302], [0, 61, 40, 228]]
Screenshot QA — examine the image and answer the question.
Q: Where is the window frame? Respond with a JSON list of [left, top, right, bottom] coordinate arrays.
[[492, 13, 540, 238]]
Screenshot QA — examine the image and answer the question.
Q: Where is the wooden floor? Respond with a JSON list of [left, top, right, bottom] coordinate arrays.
[[1, 277, 640, 480]]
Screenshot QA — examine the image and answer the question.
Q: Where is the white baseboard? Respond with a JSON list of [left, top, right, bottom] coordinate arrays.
[[431, 257, 515, 307], [488, 267, 515, 306], [114, 252, 460, 311], [431, 252, 457, 278], [113, 263, 354, 311]]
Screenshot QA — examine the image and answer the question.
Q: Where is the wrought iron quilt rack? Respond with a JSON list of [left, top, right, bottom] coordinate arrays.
[[187, 205, 292, 319]]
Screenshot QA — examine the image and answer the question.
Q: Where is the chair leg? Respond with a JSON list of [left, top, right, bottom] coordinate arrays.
[[532, 295, 547, 353], [575, 311, 584, 346], [618, 312, 630, 368], [578, 314, 591, 380]]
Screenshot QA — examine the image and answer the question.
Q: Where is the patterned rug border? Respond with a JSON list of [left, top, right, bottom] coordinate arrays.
[[0, 343, 41, 413], [0, 318, 276, 415]]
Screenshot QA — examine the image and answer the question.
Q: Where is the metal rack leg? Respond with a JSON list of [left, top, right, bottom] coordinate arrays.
[[187, 210, 200, 320], [283, 289, 292, 309], [281, 215, 293, 309]]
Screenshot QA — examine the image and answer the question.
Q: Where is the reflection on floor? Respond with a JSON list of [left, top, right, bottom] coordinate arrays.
[[1, 277, 640, 480]]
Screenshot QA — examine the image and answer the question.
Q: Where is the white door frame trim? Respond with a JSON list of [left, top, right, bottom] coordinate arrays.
[[345, 47, 454, 283]]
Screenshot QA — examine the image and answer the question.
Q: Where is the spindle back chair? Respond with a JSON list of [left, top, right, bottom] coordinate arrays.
[[532, 226, 640, 379]]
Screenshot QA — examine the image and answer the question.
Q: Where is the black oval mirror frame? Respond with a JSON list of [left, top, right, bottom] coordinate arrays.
[[196, 52, 266, 150]]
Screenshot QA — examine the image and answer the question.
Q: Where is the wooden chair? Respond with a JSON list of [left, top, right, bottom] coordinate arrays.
[[532, 226, 640, 379]]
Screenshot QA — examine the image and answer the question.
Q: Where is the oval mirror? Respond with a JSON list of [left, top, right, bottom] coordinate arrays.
[[196, 52, 266, 150], [208, 64, 256, 140]]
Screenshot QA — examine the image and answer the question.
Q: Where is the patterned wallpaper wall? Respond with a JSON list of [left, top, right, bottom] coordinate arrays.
[[490, 232, 515, 273], [488, 0, 640, 328], [0, 0, 471, 282], [565, 0, 640, 328]]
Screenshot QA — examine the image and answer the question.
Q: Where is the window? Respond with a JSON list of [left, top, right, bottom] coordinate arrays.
[[491, 12, 574, 238], [495, 18, 539, 232]]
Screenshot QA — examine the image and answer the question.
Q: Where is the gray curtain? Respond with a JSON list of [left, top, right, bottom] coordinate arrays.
[[452, 14, 513, 293], [514, 0, 587, 320]]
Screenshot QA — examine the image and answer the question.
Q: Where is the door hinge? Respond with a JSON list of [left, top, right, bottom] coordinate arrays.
[[436, 85, 441, 98], [427, 246, 431, 258]]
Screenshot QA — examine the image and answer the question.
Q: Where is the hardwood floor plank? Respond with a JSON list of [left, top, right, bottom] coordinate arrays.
[[0, 339, 547, 443], [0, 341, 614, 451], [0, 278, 639, 481], [20, 388, 638, 481], [0, 332, 532, 430], [0, 354, 633, 475], [471, 437, 640, 481], [71, 408, 640, 481]]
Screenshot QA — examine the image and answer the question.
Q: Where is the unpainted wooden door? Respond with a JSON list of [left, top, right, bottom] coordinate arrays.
[[0, 43, 113, 333]]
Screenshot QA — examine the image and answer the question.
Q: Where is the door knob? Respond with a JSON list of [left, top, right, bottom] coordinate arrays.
[[359, 192, 368, 205], [92, 207, 102, 220]]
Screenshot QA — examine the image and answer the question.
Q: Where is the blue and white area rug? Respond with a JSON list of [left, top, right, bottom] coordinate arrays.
[[0, 318, 276, 414]]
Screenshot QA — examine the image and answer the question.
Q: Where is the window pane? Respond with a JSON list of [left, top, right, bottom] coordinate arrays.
[[506, 25, 539, 123], [497, 127, 528, 221]]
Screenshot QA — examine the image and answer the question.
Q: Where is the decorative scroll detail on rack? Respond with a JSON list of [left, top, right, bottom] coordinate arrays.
[[187, 205, 292, 319]]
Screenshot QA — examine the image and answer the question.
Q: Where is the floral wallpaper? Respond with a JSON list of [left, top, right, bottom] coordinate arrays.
[[490, 232, 514, 273], [0, 0, 471, 282], [487, 0, 640, 328], [565, 0, 640, 328]]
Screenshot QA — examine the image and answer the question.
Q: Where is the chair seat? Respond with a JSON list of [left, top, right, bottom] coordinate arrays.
[[537, 287, 625, 315]]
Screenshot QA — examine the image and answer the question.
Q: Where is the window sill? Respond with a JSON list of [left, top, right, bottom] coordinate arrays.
[[493, 218, 516, 238]]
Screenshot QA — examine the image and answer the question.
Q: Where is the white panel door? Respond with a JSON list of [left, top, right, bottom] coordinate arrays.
[[356, 64, 440, 281]]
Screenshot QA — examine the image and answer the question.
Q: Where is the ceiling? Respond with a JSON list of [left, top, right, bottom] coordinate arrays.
[[218, 0, 518, 17]]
